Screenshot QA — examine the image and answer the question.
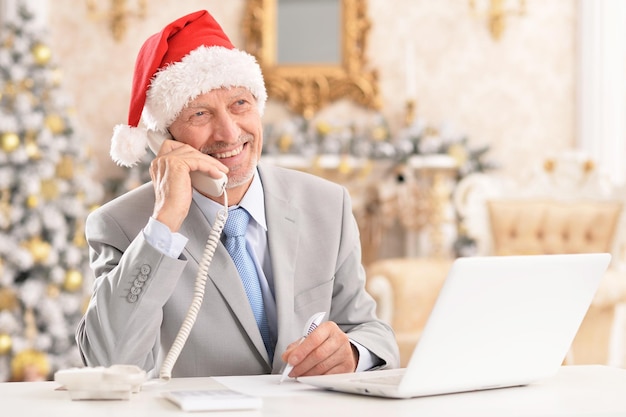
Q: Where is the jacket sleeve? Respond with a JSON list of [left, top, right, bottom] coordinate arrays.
[[75, 208, 187, 375], [331, 187, 401, 370]]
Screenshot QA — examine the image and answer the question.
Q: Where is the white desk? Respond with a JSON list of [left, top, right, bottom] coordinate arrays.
[[2, 365, 626, 416]]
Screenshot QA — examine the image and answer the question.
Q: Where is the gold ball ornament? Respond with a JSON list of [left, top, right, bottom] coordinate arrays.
[[31, 43, 52, 66], [44, 114, 66, 135], [26, 195, 39, 208], [25, 143, 41, 159], [11, 349, 50, 382], [64, 269, 83, 292], [0, 333, 12, 355], [40, 179, 59, 200], [55, 155, 74, 179], [1, 132, 21, 152], [0, 286, 18, 311], [22, 236, 52, 264], [25, 134, 41, 159]]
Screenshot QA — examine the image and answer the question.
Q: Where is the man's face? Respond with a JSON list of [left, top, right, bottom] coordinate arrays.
[[168, 87, 263, 190]]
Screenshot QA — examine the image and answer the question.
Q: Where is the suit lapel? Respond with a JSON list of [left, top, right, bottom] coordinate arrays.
[[180, 201, 270, 363], [258, 165, 301, 360]]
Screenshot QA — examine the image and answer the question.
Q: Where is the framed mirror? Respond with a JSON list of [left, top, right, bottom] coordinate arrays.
[[243, 0, 380, 119]]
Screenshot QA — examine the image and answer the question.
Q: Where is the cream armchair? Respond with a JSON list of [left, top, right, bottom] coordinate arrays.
[[366, 258, 452, 367], [453, 152, 626, 366], [366, 152, 626, 367]]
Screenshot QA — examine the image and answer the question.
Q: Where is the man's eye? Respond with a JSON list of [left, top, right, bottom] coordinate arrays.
[[232, 99, 252, 112], [190, 111, 209, 121], [188, 111, 210, 126]]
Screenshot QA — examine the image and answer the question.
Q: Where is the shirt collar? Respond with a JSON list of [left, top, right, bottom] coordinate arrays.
[[193, 168, 267, 231]]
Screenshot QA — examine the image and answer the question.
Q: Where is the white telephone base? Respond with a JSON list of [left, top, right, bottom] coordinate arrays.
[[54, 365, 147, 400]]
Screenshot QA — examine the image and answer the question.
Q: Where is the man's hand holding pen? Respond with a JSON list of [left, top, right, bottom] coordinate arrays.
[[280, 321, 359, 379]]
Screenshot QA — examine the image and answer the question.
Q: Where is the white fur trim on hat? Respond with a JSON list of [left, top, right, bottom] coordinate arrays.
[[110, 124, 149, 167], [142, 46, 267, 133]]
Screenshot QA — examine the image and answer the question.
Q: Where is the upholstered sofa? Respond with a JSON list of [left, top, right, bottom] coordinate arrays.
[[366, 153, 626, 367]]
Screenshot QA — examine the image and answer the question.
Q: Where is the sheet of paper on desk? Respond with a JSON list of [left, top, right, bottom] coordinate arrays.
[[214, 375, 320, 397]]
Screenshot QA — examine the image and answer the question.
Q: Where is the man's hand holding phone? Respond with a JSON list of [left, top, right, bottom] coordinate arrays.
[[150, 139, 228, 232]]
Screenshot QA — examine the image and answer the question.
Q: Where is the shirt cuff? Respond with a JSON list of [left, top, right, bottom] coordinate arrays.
[[143, 217, 188, 258], [350, 339, 381, 372]]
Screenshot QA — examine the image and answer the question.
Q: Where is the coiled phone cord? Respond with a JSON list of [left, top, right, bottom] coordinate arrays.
[[159, 192, 229, 380]]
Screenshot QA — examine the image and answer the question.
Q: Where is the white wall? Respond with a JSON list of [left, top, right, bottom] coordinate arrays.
[[34, 0, 626, 183]]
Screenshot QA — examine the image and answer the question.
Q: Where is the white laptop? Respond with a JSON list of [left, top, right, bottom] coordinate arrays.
[[299, 253, 611, 398]]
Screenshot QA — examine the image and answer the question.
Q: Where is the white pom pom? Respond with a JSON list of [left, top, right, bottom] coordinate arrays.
[[110, 124, 149, 167]]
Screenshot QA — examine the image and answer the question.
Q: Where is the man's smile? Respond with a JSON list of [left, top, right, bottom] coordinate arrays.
[[211, 143, 246, 159]]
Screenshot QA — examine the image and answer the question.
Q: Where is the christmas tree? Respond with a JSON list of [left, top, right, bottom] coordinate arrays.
[[0, 2, 103, 381]]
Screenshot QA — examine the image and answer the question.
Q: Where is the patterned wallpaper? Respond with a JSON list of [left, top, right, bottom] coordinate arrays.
[[46, 0, 576, 181]]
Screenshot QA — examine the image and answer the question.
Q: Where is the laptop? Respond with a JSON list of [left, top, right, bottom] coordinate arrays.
[[299, 253, 611, 398]]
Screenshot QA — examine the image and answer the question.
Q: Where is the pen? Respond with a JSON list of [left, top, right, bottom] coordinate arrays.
[[279, 312, 326, 383]]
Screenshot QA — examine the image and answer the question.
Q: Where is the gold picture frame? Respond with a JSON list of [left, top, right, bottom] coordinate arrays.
[[243, 0, 380, 119]]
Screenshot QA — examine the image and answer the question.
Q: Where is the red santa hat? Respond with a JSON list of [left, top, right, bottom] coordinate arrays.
[[110, 10, 267, 167]]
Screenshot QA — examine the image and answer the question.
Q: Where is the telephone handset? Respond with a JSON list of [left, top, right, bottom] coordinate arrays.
[[147, 129, 229, 380], [190, 171, 227, 197], [147, 130, 227, 197]]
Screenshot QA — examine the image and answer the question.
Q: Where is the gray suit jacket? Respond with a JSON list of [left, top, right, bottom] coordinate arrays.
[[76, 162, 399, 377]]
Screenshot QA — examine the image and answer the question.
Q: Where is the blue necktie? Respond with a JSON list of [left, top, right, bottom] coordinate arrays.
[[223, 208, 272, 360]]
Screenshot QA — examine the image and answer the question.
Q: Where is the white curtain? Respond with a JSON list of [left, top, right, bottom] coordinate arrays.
[[577, 0, 626, 185]]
